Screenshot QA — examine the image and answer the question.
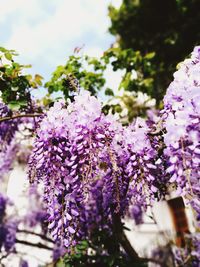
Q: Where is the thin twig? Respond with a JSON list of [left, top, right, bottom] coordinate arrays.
[[0, 113, 43, 123], [0, 253, 10, 263], [15, 239, 53, 250], [17, 229, 54, 243]]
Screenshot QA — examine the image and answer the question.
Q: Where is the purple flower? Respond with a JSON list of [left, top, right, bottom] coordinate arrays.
[[28, 91, 168, 250], [20, 260, 29, 267], [162, 46, 200, 223], [0, 193, 18, 253]]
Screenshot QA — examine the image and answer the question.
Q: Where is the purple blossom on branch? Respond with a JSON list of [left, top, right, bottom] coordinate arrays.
[[162, 46, 200, 222], [28, 91, 166, 251]]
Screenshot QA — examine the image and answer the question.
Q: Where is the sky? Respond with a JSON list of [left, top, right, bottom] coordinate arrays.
[[0, 0, 122, 82]]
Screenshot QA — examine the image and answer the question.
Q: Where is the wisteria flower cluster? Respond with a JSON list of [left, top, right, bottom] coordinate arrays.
[[162, 46, 200, 222], [0, 102, 18, 151], [28, 90, 167, 251], [0, 193, 18, 253], [0, 142, 18, 181], [0, 103, 19, 180], [173, 233, 200, 267], [0, 100, 40, 181], [151, 233, 200, 267]]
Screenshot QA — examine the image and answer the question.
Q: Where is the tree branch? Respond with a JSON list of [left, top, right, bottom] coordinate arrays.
[[119, 227, 140, 260], [112, 214, 140, 260], [15, 239, 53, 251], [0, 113, 43, 123], [112, 214, 164, 266], [17, 229, 54, 243], [0, 253, 10, 263]]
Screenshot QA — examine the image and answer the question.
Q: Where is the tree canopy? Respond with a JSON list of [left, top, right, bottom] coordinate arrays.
[[109, 0, 200, 104]]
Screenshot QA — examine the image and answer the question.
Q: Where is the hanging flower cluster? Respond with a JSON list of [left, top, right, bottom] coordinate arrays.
[[0, 102, 18, 151], [151, 233, 200, 267], [173, 233, 200, 266], [162, 46, 200, 220], [0, 103, 19, 180], [0, 193, 18, 253], [0, 142, 19, 181], [28, 90, 166, 250]]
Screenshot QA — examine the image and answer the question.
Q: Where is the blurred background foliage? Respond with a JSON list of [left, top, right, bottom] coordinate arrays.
[[108, 0, 200, 105]]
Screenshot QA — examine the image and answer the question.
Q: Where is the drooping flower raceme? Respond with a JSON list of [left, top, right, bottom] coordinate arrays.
[[0, 141, 18, 181], [122, 117, 168, 224], [173, 233, 200, 266], [0, 102, 18, 152], [0, 193, 18, 253], [162, 46, 200, 221], [29, 91, 162, 250], [0, 103, 19, 180], [151, 233, 200, 267]]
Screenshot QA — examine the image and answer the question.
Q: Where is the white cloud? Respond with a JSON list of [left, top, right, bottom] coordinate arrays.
[[0, 0, 50, 23], [1, 0, 122, 79]]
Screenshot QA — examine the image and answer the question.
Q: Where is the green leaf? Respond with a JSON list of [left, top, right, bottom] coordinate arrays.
[[56, 259, 65, 267], [105, 88, 114, 96], [8, 100, 27, 110], [0, 47, 7, 52], [11, 87, 19, 91], [23, 64, 32, 68], [8, 101, 21, 110], [5, 52, 13, 61], [35, 74, 43, 86], [145, 52, 155, 60]]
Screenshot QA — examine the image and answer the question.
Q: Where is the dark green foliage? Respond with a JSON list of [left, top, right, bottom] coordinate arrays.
[[60, 254, 147, 267], [56, 222, 148, 267], [109, 0, 200, 104], [56, 239, 147, 267]]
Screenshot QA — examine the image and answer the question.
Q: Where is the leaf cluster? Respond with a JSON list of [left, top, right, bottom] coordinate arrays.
[[0, 47, 43, 110], [45, 48, 156, 121], [56, 240, 147, 267], [45, 55, 106, 99]]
